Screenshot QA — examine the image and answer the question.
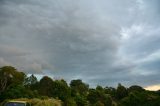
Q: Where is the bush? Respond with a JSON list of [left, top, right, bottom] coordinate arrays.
[[30, 98, 62, 106], [94, 101, 104, 106], [63, 98, 77, 106]]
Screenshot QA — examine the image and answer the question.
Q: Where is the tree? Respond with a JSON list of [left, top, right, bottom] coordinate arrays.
[[24, 74, 38, 90], [128, 85, 145, 93], [0, 84, 34, 100], [105, 95, 112, 106], [52, 79, 71, 101], [74, 95, 88, 106], [95, 101, 104, 106], [87, 89, 98, 104], [64, 98, 77, 106], [104, 86, 116, 97], [116, 83, 128, 100], [0, 66, 25, 94], [96, 85, 104, 92], [70, 79, 89, 96], [38, 76, 54, 97], [87, 88, 112, 106]]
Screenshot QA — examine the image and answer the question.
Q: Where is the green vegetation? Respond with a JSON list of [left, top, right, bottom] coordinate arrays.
[[1, 98, 62, 106], [1, 66, 160, 106]]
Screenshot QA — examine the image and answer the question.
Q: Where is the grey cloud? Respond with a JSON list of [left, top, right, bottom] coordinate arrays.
[[120, 25, 160, 58], [0, 0, 160, 87]]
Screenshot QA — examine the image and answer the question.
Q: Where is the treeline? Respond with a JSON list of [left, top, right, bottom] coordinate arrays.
[[1, 66, 160, 106]]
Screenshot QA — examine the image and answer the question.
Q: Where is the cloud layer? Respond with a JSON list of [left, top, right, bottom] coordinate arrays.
[[0, 0, 160, 87]]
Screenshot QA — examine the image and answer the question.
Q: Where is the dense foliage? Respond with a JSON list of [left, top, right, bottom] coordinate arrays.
[[1, 66, 160, 106]]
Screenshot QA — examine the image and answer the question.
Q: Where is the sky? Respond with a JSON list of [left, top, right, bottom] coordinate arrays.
[[0, 0, 160, 89]]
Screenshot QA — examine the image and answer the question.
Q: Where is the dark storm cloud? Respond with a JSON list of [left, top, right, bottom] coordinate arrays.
[[0, 0, 160, 87]]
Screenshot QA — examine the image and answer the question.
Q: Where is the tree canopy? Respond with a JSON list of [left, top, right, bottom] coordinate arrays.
[[0, 66, 160, 106]]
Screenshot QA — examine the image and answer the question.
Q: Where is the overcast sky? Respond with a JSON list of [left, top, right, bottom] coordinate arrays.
[[0, 0, 160, 88]]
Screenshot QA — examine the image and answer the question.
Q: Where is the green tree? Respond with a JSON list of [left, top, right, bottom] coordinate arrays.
[[0, 66, 25, 94], [24, 74, 38, 90], [87, 89, 98, 104], [116, 83, 128, 100], [94, 101, 104, 106], [1, 84, 34, 100], [64, 98, 77, 106], [70, 79, 89, 96], [96, 85, 104, 92], [74, 95, 88, 106], [87, 87, 112, 106], [120, 91, 149, 106], [38, 76, 54, 97], [52, 79, 71, 101], [104, 86, 116, 97], [128, 85, 144, 93]]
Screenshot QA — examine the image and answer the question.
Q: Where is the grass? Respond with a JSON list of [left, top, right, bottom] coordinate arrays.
[[1, 98, 62, 106]]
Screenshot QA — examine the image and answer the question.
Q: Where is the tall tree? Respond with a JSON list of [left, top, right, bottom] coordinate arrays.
[[116, 83, 128, 100], [24, 74, 38, 90], [38, 76, 54, 97], [0, 66, 25, 94], [128, 85, 145, 93], [87, 87, 112, 106], [52, 79, 71, 101], [70, 79, 89, 96], [104, 86, 116, 97]]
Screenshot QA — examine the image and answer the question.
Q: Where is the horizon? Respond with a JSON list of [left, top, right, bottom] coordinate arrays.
[[0, 0, 160, 90]]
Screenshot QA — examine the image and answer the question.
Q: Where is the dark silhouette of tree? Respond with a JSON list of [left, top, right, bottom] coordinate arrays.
[[87, 89, 98, 104], [128, 85, 145, 93], [52, 79, 71, 101], [104, 86, 116, 97], [70, 79, 89, 96], [116, 83, 128, 100], [38, 76, 54, 97], [0, 65, 160, 106], [24, 74, 38, 90], [87, 86, 112, 106]]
